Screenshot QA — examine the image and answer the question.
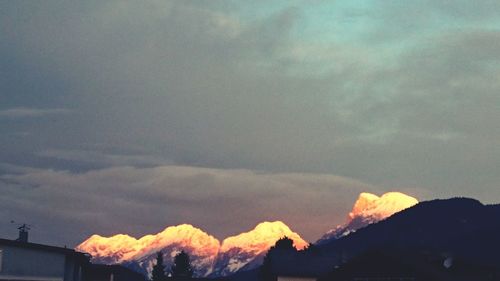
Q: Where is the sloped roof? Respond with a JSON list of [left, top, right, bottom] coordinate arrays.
[[0, 237, 89, 259]]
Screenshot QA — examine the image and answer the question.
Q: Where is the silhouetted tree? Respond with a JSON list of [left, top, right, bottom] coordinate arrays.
[[170, 251, 193, 278], [260, 237, 297, 281], [303, 243, 319, 254], [151, 251, 167, 281], [260, 250, 273, 281], [273, 237, 295, 251]]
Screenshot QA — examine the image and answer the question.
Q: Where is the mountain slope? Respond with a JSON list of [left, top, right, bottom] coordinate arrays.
[[319, 198, 500, 266], [250, 198, 500, 281], [75, 191, 423, 278], [317, 192, 418, 244], [77, 234, 141, 264]]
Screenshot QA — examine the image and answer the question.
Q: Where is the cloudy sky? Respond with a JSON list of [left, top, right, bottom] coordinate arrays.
[[1, 1, 499, 247]]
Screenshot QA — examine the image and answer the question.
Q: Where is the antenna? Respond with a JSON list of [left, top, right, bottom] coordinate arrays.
[[10, 220, 33, 242], [10, 220, 32, 230], [18, 223, 31, 231]]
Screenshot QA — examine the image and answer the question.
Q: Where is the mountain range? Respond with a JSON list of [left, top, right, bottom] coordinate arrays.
[[75, 191, 418, 277], [225, 197, 500, 281], [77, 221, 308, 277]]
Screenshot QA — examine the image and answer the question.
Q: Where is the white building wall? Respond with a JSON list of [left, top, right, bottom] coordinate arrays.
[[0, 245, 65, 281], [277, 276, 316, 281]]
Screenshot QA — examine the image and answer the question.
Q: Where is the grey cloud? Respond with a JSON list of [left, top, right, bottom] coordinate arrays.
[[0, 165, 381, 247], [0, 0, 499, 235], [323, 29, 500, 195], [36, 149, 172, 167], [357, 0, 500, 43], [0, 108, 71, 118]]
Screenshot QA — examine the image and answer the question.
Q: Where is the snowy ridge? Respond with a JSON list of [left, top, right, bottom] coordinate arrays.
[[212, 221, 308, 276], [76, 224, 220, 277], [316, 192, 418, 244], [76, 221, 306, 278]]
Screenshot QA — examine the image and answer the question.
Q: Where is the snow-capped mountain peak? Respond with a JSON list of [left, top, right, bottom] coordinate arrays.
[[349, 192, 419, 221], [349, 192, 381, 219], [76, 233, 141, 264], [130, 224, 220, 260], [212, 221, 308, 276], [220, 221, 307, 252], [76, 224, 220, 277], [317, 192, 418, 244]]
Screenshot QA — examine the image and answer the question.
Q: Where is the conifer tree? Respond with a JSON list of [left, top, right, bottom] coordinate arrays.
[[260, 237, 297, 281], [170, 251, 193, 278], [273, 236, 295, 251], [151, 251, 167, 281], [260, 250, 273, 281]]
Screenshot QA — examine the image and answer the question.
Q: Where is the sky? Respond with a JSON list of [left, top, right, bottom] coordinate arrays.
[[1, 1, 499, 247]]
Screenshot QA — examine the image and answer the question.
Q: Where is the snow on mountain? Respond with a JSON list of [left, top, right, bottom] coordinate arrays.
[[316, 192, 418, 244], [76, 233, 140, 264], [76, 224, 220, 277], [76, 221, 306, 278], [76, 192, 416, 277], [211, 221, 308, 276]]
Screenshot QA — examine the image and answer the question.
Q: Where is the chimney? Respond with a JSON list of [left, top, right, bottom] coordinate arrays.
[[16, 224, 29, 243]]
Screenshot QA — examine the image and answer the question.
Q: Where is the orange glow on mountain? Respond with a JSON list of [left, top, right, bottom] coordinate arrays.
[[220, 221, 308, 253], [76, 224, 220, 264], [317, 191, 419, 244], [76, 193, 417, 275], [76, 221, 307, 274], [348, 192, 419, 221], [76, 234, 139, 263]]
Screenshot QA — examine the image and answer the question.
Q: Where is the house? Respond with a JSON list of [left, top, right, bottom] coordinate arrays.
[[0, 234, 89, 281], [84, 264, 146, 281]]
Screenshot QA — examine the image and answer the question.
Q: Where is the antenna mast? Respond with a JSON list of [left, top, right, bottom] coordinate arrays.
[[10, 221, 32, 242]]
